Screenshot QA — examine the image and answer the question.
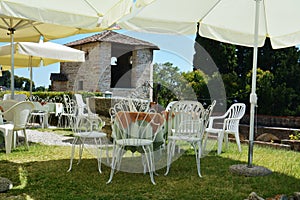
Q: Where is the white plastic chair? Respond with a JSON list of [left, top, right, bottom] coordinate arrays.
[[165, 100, 206, 177], [74, 94, 100, 124], [204, 103, 246, 154], [3, 94, 27, 102], [0, 99, 18, 111], [0, 101, 34, 154], [67, 116, 107, 173]]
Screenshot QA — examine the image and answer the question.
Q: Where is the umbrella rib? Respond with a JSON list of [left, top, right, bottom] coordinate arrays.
[[83, 0, 103, 17], [199, 0, 222, 22], [262, 0, 269, 38]]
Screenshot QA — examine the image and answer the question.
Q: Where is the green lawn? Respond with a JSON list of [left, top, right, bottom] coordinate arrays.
[[0, 137, 299, 200]]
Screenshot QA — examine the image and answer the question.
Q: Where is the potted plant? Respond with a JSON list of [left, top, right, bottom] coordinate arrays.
[[281, 131, 300, 151]]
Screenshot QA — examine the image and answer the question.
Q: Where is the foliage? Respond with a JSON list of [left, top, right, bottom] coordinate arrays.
[[153, 62, 181, 107], [181, 70, 209, 103], [194, 33, 300, 116], [0, 70, 33, 91], [153, 62, 210, 107], [0, 91, 102, 102], [289, 131, 300, 140]]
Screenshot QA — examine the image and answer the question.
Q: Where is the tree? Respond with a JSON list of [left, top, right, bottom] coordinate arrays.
[[0, 71, 35, 91], [153, 62, 182, 107], [193, 33, 300, 116], [153, 62, 209, 107], [0, 71, 11, 88], [181, 70, 209, 103]]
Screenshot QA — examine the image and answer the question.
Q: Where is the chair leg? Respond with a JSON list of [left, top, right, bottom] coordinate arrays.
[[107, 145, 122, 184], [165, 140, 175, 176], [4, 130, 13, 154], [77, 138, 85, 165], [193, 141, 202, 177], [217, 132, 224, 155], [202, 131, 209, 154], [94, 137, 102, 174], [235, 132, 242, 152], [23, 129, 29, 150], [142, 145, 156, 185], [68, 137, 78, 172], [105, 143, 110, 165]]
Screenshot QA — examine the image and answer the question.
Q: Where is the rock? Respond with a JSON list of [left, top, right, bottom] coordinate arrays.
[[0, 177, 13, 192], [246, 192, 265, 200], [266, 194, 288, 200], [256, 133, 279, 142], [230, 164, 272, 177], [291, 192, 300, 200]]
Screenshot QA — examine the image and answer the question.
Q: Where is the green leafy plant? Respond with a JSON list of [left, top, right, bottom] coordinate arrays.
[[289, 131, 300, 140]]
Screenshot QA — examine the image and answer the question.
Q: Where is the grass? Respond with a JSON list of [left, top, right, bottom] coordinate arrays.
[[0, 133, 299, 200]]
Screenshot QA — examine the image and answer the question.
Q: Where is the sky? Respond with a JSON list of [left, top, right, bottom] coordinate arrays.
[[6, 30, 196, 87]]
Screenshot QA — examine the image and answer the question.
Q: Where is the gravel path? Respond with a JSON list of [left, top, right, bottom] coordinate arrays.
[[24, 129, 74, 146]]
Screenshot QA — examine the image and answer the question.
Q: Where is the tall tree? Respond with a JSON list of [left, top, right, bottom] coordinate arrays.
[[193, 33, 300, 116]]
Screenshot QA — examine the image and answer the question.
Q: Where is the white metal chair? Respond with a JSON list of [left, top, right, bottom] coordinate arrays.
[[0, 101, 34, 154], [58, 94, 77, 128], [165, 100, 206, 177], [166, 100, 204, 140], [204, 103, 246, 154], [109, 98, 150, 122], [107, 110, 165, 185], [165, 101, 178, 111], [28, 101, 49, 128], [67, 115, 107, 173]]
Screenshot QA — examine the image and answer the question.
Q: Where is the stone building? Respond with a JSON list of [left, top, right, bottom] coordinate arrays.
[[50, 31, 159, 98]]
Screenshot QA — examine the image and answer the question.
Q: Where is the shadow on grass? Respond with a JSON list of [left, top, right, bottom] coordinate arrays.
[[0, 151, 299, 200]]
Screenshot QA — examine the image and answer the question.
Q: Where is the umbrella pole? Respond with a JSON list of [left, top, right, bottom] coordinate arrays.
[[9, 28, 15, 100], [30, 56, 33, 99], [247, 0, 260, 168], [230, 0, 271, 177]]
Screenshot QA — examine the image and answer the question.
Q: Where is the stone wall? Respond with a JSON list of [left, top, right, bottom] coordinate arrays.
[[241, 114, 300, 128], [238, 114, 300, 140], [61, 42, 104, 92], [51, 81, 68, 91], [59, 42, 153, 99]]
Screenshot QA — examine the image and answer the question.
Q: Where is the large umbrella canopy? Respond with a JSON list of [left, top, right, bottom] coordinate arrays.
[[0, 41, 85, 95], [0, 0, 141, 98], [0, 41, 85, 66], [0, 0, 137, 41], [119, 0, 300, 167]]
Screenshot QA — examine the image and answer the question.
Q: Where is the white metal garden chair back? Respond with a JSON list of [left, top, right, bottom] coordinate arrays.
[[165, 100, 206, 177], [165, 101, 178, 111], [67, 115, 107, 173], [167, 100, 204, 137], [204, 103, 246, 154], [107, 106, 165, 185], [58, 94, 77, 128], [109, 98, 150, 123]]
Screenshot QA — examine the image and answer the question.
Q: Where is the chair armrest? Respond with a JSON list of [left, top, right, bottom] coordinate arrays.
[[207, 115, 226, 129]]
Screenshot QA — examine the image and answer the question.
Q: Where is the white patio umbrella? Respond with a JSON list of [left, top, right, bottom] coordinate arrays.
[[118, 0, 300, 168], [0, 0, 143, 98], [0, 41, 85, 96]]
